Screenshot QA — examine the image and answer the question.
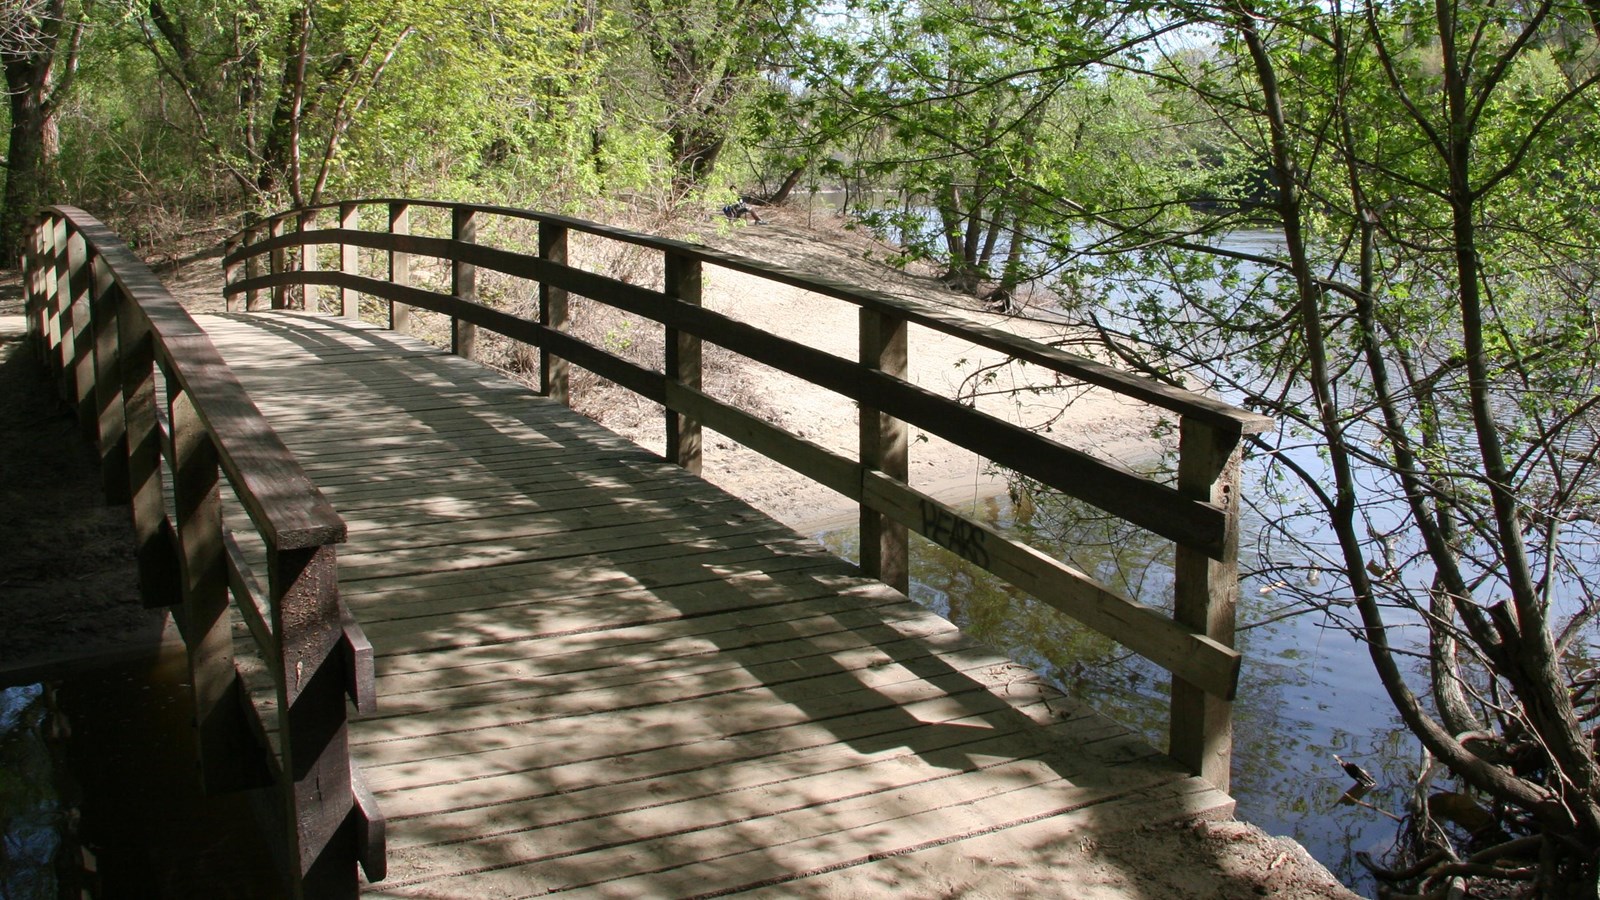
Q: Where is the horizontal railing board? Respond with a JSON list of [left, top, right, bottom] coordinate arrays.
[[62, 208, 345, 551], [233, 200, 1269, 435], [228, 264, 1229, 558]]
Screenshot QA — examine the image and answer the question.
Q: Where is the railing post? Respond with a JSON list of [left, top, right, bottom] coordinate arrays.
[[245, 213, 263, 311], [223, 235, 242, 313], [299, 209, 320, 313], [270, 542, 358, 898], [89, 255, 130, 504], [270, 216, 288, 310], [25, 217, 51, 363], [1169, 417, 1243, 792], [388, 203, 411, 333], [664, 252, 702, 473], [119, 306, 180, 608], [168, 376, 258, 793], [64, 227, 97, 434], [339, 202, 360, 318], [451, 207, 477, 359], [539, 222, 569, 405], [859, 308, 909, 594]]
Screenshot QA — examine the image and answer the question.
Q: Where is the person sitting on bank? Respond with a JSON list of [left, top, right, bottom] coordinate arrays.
[[722, 190, 763, 224]]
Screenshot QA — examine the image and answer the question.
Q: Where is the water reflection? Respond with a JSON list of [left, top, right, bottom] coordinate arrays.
[[821, 487, 1410, 896], [0, 645, 281, 897]]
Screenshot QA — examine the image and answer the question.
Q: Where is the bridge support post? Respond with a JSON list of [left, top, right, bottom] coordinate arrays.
[[168, 380, 261, 794], [89, 256, 130, 504], [859, 308, 909, 595], [299, 210, 319, 312], [119, 307, 180, 608], [1169, 417, 1243, 792], [270, 217, 288, 310], [245, 213, 263, 311], [270, 543, 359, 899], [388, 203, 411, 332], [63, 228, 97, 437], [664, 252, 702, 474], [26, 215, 57, 366], [452, 208, 478, 359], [539, 222, 570, 405], [340, 203, 360, 318]]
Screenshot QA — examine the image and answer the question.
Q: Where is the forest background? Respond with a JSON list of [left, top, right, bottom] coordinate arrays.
[[9, 0, 1600, 895]]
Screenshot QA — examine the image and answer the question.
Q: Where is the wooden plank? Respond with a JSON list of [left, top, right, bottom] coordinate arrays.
[[863, 471, 1240, 700], [237, 201, 1267, 433], [339, 202, 360, 317], [389, 202, 412, 332], [187, 288, 1252, 899], [450, 207, 476, 359], [860, 305, 909, 593], [538, 222, 568, 404], [1170, 418, 1244, 790]]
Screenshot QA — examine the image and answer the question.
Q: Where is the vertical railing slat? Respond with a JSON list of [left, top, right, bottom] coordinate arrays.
[[119, 304, 180, 609], [65, 228, 97, 434], [539, 222, 569, 405], [664, 252, 702, 473], [1169, 417, 1243, 792], [223, 236, 242, 313], [271, 543, 358, 899], [245, 215, 263, 311], [89, 255, 130, 504], [388, 203, 411, 333], [299, 209, 320, 313], [168, 376, 258, 793], [859, 308, 910, 594], [270, 217, 288, 310], [339, 203, 360, 318], [451, 208, 477, 359]]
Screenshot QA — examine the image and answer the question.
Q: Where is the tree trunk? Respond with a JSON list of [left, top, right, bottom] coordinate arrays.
[[766, 164, 806, 204], [0, 0, 68, 266]]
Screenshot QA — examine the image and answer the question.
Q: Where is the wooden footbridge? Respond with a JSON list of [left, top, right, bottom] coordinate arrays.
[[23, 202, 1272, 897]]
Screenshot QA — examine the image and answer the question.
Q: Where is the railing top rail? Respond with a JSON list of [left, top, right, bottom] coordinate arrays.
[[237, 198, 1272, 435], [49, 205, 345, 550]]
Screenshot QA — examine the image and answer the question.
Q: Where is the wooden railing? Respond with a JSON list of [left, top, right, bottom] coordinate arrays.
[[223, 198, 1274, 791], [24, 207, 384, 898]]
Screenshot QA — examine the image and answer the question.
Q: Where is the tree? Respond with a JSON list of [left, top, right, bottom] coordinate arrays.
[[1055, 1, 1600, 885], [800, 0, 1600, 887], [2, 0, 83, 264]]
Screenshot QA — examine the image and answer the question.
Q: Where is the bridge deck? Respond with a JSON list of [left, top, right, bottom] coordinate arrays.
[[200, 310, 1231, 898]]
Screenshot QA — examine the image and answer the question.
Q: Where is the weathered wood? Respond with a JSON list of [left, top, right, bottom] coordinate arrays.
[[859, 307, 909, 594], [861, 470, 1240, 699], [1169, 417, 1244, 791], [270, 543, 357, 898], [339, 202, 360, 318], [169, 378, 257, 794], [664, 252, 703, 474], [188, 310, 1240, 897], [451, 207, 477, 359], [299, 209, 320, 312], [227, 265, 1228, 558], [89, 256, 130, 503], [245, 216, 263, 310], [118, 299, 180, 608], [65, 229, 98, 438], [538, 222, 568, 404], [269, 217, 288, 310], [44, 218, 64, 373], [292, 199, 1268, 432], [223, 236, 242, 313], [388, 203, 411, 333]]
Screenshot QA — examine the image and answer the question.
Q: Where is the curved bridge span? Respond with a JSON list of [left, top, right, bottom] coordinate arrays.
[[23, 203, 1268, 897]]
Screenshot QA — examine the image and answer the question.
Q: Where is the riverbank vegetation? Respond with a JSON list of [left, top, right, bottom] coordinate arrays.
[[7, 0, 1600, 894]]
